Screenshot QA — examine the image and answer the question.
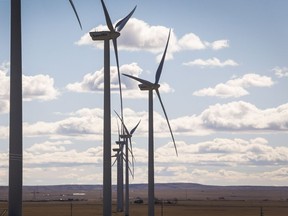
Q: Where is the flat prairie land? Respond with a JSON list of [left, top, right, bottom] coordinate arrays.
[[1, 184, 288, 216], [1, 200, 288, 216]]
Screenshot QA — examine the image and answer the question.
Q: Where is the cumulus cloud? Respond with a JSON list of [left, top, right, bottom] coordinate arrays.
[[24, 145, 103, 167], [66, 63, 143, 94], [0, 100, 9, 114], [15, 100, 288, 141], [178, 33, 206, 50], [272, 66, 288, 78], [200, 101, 288, 131], [157, 137, 288, 164], [26, 140, 72, 154], [193, 73, 274, 98], [23, 74, 60, 101], [75, 18, 229, 61], [76, 18, 175, 54], [208, 39, 230, 50], [67, 62, 174, 99], [173, 101, 288, 135], [183, 57, 238, 68], [0, 62, 60, 111], [23, 108, 104, 140]]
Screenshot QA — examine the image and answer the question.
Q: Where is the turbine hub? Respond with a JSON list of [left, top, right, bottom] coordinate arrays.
[[90, 31, 120, 40]]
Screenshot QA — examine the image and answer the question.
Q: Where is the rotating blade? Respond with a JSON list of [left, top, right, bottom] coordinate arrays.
[[112, 38, 124, 127], [116, 118, 121, 141], [155, 89, 178, 156], [130, 120, 141, 135], [68, 0, 82, 29], [100, 0, 114, 32], [122, 73, 153, 86], [111, 156, 117, 167], [128, 137, 136, 177], [155, 29, 171, 84], [114, 110, 129, 136], [115, 5, 137, 32]]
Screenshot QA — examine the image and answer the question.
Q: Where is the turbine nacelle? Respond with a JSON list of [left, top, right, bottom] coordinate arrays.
[[120, 134, 132, 139], [139, 83, 160, 91], [116, 140, 126, 145], [90, 31, 120, 41]]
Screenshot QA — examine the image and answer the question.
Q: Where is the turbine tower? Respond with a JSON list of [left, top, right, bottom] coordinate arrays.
[[89, 1, 136, 215], [9, 1, 82, 215], [115, 111, 140, 216], [112, 146, 124, 212], [112, 123, 125, 212], [123, 29, 178, 216]]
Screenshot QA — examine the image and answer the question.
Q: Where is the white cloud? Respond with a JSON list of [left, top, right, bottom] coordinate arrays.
[[67, 62, 174, 99], [0, 62, 59, 112], [153, 137, 288, 176], [66, 63, 143, 94], [22, 108, 104, 140], [23, 74, 60, 101], [200, 101, 288, 131], [183, 57, 238, 68], [272, 66, 288, 78], [178, 33, 206, 50], [76, 18, 175, 54], [173, 101, 288, 135], [193, 73, 274, 98], [0, 63, 10, 100], [75, 18, 229, 61], [208, 39, 229, 50], [0, 100, 284, 141], [0, 100, 9, 114], [26, 140, 72, 154]]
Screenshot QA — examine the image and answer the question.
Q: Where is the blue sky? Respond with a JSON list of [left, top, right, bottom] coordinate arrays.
[[0, 0, 288, 186]]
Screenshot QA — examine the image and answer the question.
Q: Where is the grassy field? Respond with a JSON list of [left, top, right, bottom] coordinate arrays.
[[1, 200, 288, 216]]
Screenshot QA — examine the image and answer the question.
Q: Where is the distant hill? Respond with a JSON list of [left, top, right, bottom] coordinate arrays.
[[1, 183, 288, 202]]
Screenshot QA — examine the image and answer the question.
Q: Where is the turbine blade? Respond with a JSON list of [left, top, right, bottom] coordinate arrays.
[[128, 138, 134, 163], [128, 165, 134, 179], [155, 29, 171, 84], [115, 5, 137, 32], [122, 73, 153, 86], [112, 39, 124, 128], [113, 38, 123, 126], [114, 110, 129, 136], [112, 157, 117, 167], [155, 89, 178, 156], [116, 118, 121, 142], [101, 0, 114, 32], [68, 0, 82, 29], [128, 137, 136, 177], [130, 120, 141, 135]]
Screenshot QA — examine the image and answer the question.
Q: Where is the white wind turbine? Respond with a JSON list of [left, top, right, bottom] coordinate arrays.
[[115, 111, 140, 216], [9, 1, 82, 215], [89, 1, 136, 215], [123, 29, 178, 216]]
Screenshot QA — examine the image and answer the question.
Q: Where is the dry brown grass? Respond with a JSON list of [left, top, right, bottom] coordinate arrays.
[[1, 200, 288, 216]]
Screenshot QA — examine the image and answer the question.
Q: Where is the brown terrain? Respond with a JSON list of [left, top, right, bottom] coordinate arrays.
[[0, 183, 287, 216]]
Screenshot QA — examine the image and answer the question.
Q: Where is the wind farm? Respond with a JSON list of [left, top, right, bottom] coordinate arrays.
[[1, 0, 288, 216]]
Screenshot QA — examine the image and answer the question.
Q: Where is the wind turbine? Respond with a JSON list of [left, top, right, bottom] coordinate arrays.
[[112, 121, 125, 212], [89, 1, 136, 215], [112, 145, 124, 212], [115, 111, 140, 216], [123, 29, 178, 216], [9, 1, 82, 216]]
